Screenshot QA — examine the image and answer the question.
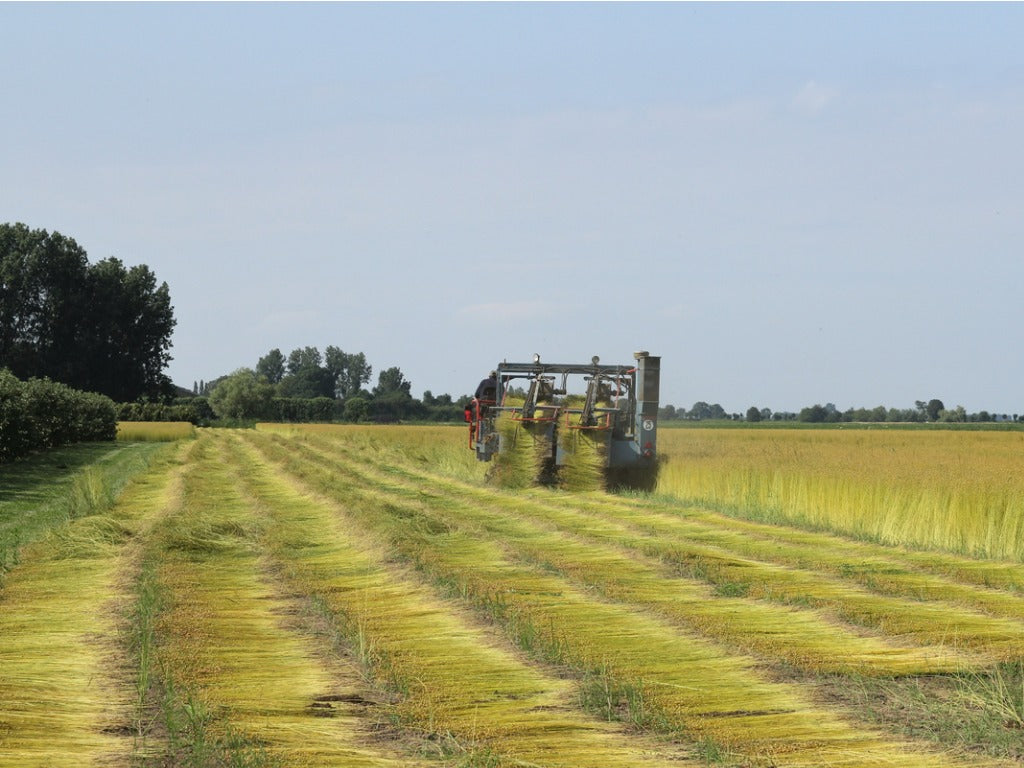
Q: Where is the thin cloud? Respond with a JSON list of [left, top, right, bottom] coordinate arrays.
[[792, 80, 838, 115]]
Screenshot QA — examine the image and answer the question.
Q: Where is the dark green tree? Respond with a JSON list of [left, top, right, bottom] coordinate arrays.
[[0, 224, 89, 383], [81, 257, 176, 402], [256, 348, 286, 384], [689, 401, 712, 420], [287, 346, 322, 375], [279, 346, 333, 398], [371, 366, 413, 421], [325, 346, 372, 400], [343, 396, 369, 422], [373, 366, 412, 397], [0, 223, 175, 402], [746, 406, 762, 422]]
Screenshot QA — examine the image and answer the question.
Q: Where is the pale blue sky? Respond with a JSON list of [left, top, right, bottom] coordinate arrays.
[[3, 3, 1022, 413]]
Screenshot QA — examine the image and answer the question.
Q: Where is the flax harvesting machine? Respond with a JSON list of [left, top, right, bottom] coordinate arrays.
[[466, 351, 660, 489]]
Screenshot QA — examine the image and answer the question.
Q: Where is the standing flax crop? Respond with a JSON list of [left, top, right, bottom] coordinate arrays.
[[656, 428, 1024, 561]]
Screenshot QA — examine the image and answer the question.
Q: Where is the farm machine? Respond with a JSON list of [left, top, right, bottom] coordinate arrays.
[[466, 351, 660, 490]]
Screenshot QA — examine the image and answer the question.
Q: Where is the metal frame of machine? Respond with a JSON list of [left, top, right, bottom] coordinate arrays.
[[467, 351, 660, 486]]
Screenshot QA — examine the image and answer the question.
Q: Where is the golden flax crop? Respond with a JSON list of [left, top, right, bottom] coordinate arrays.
[[656, 428, 1024, 561], [117, 420, 196, 441]]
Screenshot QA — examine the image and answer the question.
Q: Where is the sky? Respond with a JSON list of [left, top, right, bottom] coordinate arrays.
[[2, 2, 1022, 414]]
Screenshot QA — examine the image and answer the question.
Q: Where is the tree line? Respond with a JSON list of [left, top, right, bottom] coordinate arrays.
[[660, 399, 1021, 424], [192, 346, 469, 423]]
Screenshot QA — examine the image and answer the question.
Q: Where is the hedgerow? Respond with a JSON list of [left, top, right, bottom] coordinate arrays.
[[0, 368, 116, 462]]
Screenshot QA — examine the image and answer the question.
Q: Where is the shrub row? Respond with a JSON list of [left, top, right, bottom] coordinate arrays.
[[0, 369, 117, 462], [118, 399, 213, 425]]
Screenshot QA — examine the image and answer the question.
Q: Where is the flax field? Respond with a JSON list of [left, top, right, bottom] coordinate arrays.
[[2, 424, 1024, 767]]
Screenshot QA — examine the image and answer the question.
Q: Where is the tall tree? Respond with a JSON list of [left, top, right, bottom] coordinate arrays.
[[208, 368, 274, 420], [0, 223, 89, 382], [279, 346, 333, 398], [0, 223, 175, 401], [256, 348, 286, 384], [373, 366, 412, 397], [325, 346, 372, 399], [286, 346, 322, 375], [81, 257, 176, 401], [371, 366, 414, 421]]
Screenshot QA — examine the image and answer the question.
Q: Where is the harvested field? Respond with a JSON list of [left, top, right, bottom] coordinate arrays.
[[2, 424, 1023, 766]]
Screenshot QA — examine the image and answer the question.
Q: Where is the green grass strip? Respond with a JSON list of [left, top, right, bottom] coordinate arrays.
[[0, 441, 165, 577]]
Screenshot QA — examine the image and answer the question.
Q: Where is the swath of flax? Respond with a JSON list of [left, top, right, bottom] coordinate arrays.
[[307, 442, 972, 677], [229, 432, 699, 768], [300, 430, 1024, 654], [275, 424, 1024, 597], [0, 444, 185, 766], [620, 500, 1024, 621], [558, 421, 607, 493], [151, 433, 422, 768], [488, 405, 551, 489], [116, 421, 196, 442], [507, 488, 1024, 660], [252, 432, 981, 768]]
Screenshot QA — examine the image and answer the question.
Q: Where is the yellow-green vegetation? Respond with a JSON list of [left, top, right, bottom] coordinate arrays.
[[656, 428, 1024, 561], [117, 420, 197, 441], [228, 432, 696, 767], [292, 436, 973, 676], [245, 430, 990, 767], [148, 437, 420, 767], [1, 441, 166, 576], [0, 442, 184, 766], [489, 405, 555, 489], [5, 423, 1024, 766], [558, 423, 608, 493]]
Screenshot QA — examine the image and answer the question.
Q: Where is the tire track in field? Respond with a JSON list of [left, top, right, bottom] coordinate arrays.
[[249, 432, 992, 768], [150, 433, 431, 767], [0, 443, 186, 767]]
